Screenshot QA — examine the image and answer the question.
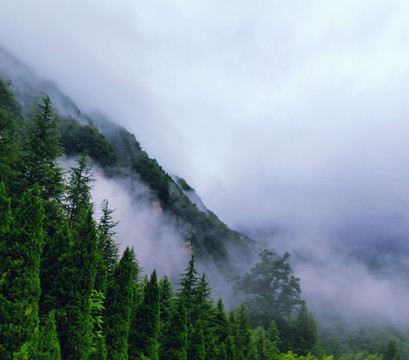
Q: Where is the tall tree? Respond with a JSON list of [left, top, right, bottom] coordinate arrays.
[[104, 247, 139, 360], [187, 319, 206, 360], [0, 79, 23, 193], [291, 302, 318, 356], [64, 152, 94, 227], [178, 254, 199, 313], [128, 270, 160, 360], [37, 311, 62, 360], [0, 185, 45, 358], [160, 298, 188, 360], [97, 199, 119, 278], [57, 209, 99, 360], [235, 249, 302, 329], [22, 95, 64, 203]]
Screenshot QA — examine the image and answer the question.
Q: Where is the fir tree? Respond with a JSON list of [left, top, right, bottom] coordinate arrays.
[[37, 311, 61, 360], [22, 95, 64, 203], [158, 275, 173, 341], [128, 270, 160, 360], [187, 319, 206, 360], [160, 298, 188, 360], [291, 302, 318, 356], [0, 186, 45, 358], [97, 199, 119, 278], [64, 152, 94, 227], [105, 247, 138, 360], [57, 209, 99, 360], [178, 254, 199, 314]]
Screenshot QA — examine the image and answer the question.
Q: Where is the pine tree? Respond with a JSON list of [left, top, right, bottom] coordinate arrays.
[[230, 305, 253, 360], [97, 199, 119, 278], [0, 186, 45, 358], [160, 298, 188, 360], [105, 247, 139, 360], [22, 95, 64, 203], [58, 209, 99, 360], [64, 152, 94, 227], [128, 270, 160, 360], [39, 222, 73, 316], [187, 319, 206, 360], [214, 298, 229, 345], [158, 275, 173, 340], [291, 302, 318, 356], [0, 80, 23, 194], [37, 311, 61, 360], [178, 254, 199, 314]]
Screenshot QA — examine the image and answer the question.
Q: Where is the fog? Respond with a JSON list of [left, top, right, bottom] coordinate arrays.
[[2, 1, 409, 328]]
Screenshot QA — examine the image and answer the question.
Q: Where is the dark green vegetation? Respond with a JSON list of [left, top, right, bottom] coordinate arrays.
[[1, 77, 408, 359]]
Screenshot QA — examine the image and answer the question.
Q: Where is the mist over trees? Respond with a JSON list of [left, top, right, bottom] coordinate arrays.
[[0, 74, 408, 360]]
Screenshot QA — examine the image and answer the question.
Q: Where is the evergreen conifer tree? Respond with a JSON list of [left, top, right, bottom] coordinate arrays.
[[37, 311, 61, 360], [158, 275, 173, 340], [64, 152, 94, 227], [0, 186, 44, 358], [128, 270, 160, 360], [160, 298, 188, 360], [187, 319, 206, 360], [105, 247, 138, 360], [22, 95, 64, 203], [58, 209, 99, 360], [97, 199, 119, 278], [291, 302, 318, 356]]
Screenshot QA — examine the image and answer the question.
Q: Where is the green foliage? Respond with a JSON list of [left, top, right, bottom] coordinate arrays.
[[97, 199, 120, 278], [160, 298, 188, 360], [291, 302, 319, 356], [132, 153, 172, 205], [22, 95, 64, 202], [128, 270, 160, 360], [105, 247, 138, 360], [187, 319, 206, 360], [235, 249, 302, 330], [57, 209, 99, 360], [37, 311, 61, 360], [0, 186, 44, 359], [59, 116, 118, 168], [64, 152, 94, 226]]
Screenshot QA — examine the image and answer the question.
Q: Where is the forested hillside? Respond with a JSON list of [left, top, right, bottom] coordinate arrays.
[[0, 58, 408, 359]]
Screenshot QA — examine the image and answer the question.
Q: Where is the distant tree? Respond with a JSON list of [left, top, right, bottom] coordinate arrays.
[[235, 249, 302, 329], [291, 302, 318, 356], [383, 339, 402, 360]]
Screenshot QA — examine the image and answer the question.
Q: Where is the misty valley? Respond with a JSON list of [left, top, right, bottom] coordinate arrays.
[[0, 47, 408, 360]]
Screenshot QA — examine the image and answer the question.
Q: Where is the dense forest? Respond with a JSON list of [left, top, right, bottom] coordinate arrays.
[[0, 73, 407, 360]]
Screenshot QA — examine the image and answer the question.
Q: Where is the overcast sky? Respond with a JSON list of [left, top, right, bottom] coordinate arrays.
[[2, 0, 409, 234]]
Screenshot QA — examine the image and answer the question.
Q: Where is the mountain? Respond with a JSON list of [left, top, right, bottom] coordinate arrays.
[[0, 46, 256, 275]]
